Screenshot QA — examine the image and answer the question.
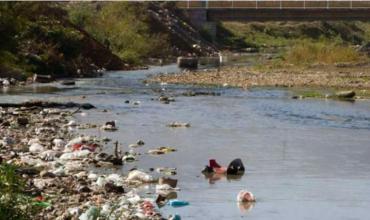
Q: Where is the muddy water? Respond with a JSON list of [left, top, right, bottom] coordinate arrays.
[[2, 65, 370, 219]]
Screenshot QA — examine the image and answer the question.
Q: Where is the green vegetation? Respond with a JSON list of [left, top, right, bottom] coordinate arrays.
[[219, 21, 370, 68], [219, 21, 370, 49], [0, 2, 172, 79], [296, 90, 325, 98], [0, 163, 40, 220], [67, 2, 170, 64], [284, 39, 367, 65], [0, 3, 99, 78]]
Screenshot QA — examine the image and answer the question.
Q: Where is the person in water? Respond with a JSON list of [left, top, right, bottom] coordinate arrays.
[[202, 158, 245, 175]]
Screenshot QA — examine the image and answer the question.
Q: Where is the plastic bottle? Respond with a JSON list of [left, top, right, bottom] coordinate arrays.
[[168, 199, 189, 207]]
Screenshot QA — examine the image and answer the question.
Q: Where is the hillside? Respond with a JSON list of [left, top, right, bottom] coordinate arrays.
[[0, 3, 130, 80], [0, 2, 218, 80]]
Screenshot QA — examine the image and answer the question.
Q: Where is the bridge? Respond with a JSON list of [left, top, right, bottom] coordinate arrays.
[[176, 1, 370, 41], [177, 1, 370, 22]]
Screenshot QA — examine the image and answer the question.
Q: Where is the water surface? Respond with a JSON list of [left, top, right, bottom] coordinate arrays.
[[2, 65, 370, 219]]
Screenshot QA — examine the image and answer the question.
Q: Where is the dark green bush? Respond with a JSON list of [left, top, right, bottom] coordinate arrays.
[[0, 164, 40, 220]]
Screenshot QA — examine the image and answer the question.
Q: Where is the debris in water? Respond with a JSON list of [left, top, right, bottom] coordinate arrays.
[[168, 199, 189, 207], [167, 122, 191, 128], [148, 147, 177, 155], [237, 190, 256, 203]]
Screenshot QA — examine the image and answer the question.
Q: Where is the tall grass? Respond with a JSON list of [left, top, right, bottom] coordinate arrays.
[[284, 40, 366, 65]]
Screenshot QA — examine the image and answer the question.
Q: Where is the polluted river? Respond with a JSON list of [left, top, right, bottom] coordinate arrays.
[[2, 64, 370, 220]]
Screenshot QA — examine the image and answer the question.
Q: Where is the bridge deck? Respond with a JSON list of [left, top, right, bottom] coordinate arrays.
[[177, 1, 370, 9]]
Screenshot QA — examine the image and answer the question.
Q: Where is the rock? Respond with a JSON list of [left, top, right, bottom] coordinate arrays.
[[59, 150, 91, 160], [40, 150, 59, 161], [129, 144, 139, 148], [122, 153, 136, 162], [96, 176, 107, 187], [159, 96, 175, 104], [137, 140, 145, 145], [40, 171, 56, 178], [67, 120, 77, 127], [78, 185, 91, 193], [182, 91, 220, 96], [1, 121, 10, 127], [2, 137, 14, 146], [28, 138, 41, 146], [335, 90, 356, 99], [52, 167, 66, 176], [177, 57, 198, 69], [168, 214, 181, 220], [96, 161, 114, 167], [0, 101, 95, 109], [80, 103, 95, 110], [359, 42, 370, 55], [159, 96, 169, 102], [104, 182, 125, 193], [33, 74, 54, 83], [33, 178, 54, 189], [68, 207, 81, 216], [1, 79, 10, 87], [156, 184, 176, 192], [35, 127, 55, 135], [101, 121, 117, 131], [167, 122, 190, 128], [159, 177, 177, 188], [156, 167, 177, 176], [148, 146, 177, 155], [110, 157, 123, 165], [60, 80, 76, 86], [52, 138, 66, 151], [106, 174, 122, 184], [78, 206, 99, 220], [17, 167, 40, 176], [87, 173, 98, 181], [17, 117, 29, 126], [29, 143, 45, 153]]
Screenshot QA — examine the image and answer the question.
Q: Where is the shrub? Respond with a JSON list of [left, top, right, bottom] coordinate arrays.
[[67, 2, 170, 64], [0, 164, 40, 220]]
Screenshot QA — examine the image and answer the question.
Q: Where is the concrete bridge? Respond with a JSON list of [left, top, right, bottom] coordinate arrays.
[[176, 1, 370, 40], [177, 1, 370, 22]]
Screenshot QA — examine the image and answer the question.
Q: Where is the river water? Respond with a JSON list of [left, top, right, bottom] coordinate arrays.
[[2, 64, 370, 219]]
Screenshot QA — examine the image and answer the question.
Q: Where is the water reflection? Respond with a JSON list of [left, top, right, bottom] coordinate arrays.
[[156, 191, 178, 208], [2, 86, 9, 94], [238, 201, 255, 214], [202, 173, 244, 184]]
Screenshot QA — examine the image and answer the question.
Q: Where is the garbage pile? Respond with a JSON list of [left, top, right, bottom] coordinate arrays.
[[0, 106, 185, 219]]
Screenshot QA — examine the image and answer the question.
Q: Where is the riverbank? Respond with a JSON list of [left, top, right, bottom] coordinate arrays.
[[0, 2, 218, 82], [150, 64, 370, 98], [0, 103, 178, 219]]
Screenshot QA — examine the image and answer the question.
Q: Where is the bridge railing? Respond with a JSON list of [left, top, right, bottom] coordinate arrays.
[[176, 0, 370, 9]]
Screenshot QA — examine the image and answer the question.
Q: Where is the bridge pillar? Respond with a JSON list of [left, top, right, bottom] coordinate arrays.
[[201, 22, 217, 42], [185, 9, 217, 42], [186, 9, 208, 29]]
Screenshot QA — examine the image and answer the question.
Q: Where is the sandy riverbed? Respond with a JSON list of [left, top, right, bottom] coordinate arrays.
[[150, 65, 370, 93]]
